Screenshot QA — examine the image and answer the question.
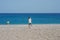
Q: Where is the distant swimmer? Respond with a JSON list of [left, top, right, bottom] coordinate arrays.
[[6, 21, 10, 24], [28, 17, 32, 28]]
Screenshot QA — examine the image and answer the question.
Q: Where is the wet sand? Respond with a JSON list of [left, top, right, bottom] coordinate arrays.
[[0, 24, 60, 40]]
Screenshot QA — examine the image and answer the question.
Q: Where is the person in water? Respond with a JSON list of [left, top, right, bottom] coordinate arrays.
[[7, 21, 10, 24], [28, 17, 32, 28]]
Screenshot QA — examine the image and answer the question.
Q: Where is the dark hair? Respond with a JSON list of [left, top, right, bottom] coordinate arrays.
[[28, 17, 30, 19]]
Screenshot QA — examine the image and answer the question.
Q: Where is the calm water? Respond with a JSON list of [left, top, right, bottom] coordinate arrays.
[[0, 13, 60, 24]]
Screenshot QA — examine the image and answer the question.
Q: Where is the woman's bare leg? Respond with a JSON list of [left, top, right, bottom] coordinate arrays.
[[28, 24, 30, 29]]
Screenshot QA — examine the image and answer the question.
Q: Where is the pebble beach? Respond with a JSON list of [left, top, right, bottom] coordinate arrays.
[[0, 24, 60, 40]]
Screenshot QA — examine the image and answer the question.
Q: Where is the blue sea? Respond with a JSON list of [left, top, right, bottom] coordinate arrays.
[[0, 13, 60, 24]]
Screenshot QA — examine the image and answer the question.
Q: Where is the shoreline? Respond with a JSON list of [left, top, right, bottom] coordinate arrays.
[[0, 24, 60, 25], [0, 24, 60, 28]]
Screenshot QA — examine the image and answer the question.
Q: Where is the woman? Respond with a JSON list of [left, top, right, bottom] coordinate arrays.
[[28, 17, 32, 28]]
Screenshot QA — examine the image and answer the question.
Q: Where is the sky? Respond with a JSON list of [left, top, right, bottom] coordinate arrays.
[[0, 0, 60, 13]]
